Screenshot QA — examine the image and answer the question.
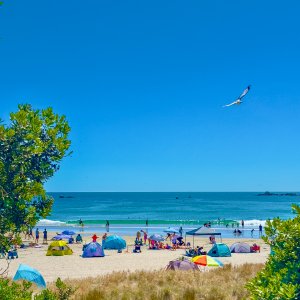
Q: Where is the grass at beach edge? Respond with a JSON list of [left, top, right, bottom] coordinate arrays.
[[51, 263, 263, 300]]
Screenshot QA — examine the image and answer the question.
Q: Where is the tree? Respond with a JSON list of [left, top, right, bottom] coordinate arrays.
[[0, 104, 71, 252], [247, 204, 300, 300]]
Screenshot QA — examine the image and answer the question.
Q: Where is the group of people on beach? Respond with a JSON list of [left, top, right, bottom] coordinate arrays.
[[24, 227, 48, 245]]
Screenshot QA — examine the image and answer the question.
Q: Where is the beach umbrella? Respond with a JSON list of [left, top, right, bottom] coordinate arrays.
[[163, 227, 179, 234], [13, 264, 46, 289], [61, 230, 76, 235], [166, 259, 199, 271], [149, 234, 164, 242], [192, 255, 223, 267], [53, 234, 72, 240], [103, 235, 126, 250]]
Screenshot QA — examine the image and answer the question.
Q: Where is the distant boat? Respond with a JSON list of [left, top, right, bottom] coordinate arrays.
[[59, 195, 74, 199]]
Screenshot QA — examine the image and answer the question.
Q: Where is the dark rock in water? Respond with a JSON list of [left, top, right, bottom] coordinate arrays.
[[59, 195, 75, 198], [257, 191, 276, 196], [257, 191, 297, 196]]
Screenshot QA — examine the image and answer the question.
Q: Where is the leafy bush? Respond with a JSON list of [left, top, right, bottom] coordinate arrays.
[[0, 277, 74, 300], [247, 204, 300, 300], [0, 279, 32, 300]]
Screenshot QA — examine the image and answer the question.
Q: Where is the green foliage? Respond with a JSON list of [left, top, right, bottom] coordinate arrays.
[[0, 277, 74, 300], [247, 204, 300, 299], [0, 104, 71, 252], [0, 279, 33, 300], [54, 277, 75, 300]]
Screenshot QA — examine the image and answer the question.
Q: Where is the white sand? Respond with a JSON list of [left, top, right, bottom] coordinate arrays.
[[1, 234, 269, 283]]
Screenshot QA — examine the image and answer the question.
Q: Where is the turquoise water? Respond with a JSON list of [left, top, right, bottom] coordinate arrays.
[[39, 192, 299, 238]]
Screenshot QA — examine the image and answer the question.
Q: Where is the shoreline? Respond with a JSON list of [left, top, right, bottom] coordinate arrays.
[[3, 233, 270, 282]]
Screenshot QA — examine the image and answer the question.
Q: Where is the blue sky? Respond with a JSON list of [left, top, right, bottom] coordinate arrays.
[[1, 1, 300, 191]]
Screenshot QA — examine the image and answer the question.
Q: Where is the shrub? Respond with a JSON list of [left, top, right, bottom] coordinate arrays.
[[0, 277, 74, 300], [246, 204, 300, 300]]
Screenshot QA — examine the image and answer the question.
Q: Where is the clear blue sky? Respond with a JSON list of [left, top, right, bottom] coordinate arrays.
[[1, 1, 300, 192]]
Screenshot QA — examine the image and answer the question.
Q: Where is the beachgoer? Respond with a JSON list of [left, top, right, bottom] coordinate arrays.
[[241, 220, 244, 228], [92, 234, 98, 242], [24, 228, 30, 240], [68, 236, 74, 244], [179, 226, 183, 237], [226, 224, 229, 228], [251, 229, 254, 237], [259, 224, 263, 237], [106, 220, 110, 232], [231, 223, 234, 228], [102, 233, 107, 242], [79, 218, 83, 226], [35, 228, 39, 244], [142, 231, 148, 245], [76, 234, 82, 243], [43, 229, 47, 244], [29, 227, 33, 239]]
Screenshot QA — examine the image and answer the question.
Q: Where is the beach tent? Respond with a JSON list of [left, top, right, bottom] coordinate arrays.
[[61, 230, 76, 235], [52, 234, 72, 241], [166, 259, 199, 271], [103, 235, 126, 250], [82, 242, 105, 258], [185, 226, 222, 247], [149, 234, 164, 242], [46, 241, 73, 256], [230, 242, 251, 253], [208, 243, 231, 257], [13, 264, 46, 289], [163, 227, 179, 234]]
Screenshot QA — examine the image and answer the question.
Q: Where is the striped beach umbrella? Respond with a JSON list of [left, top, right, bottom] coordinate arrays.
[[192, 255, 223, 267]]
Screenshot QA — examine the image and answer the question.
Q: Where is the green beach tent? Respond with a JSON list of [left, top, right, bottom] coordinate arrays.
[[208, 243, 231, 257]]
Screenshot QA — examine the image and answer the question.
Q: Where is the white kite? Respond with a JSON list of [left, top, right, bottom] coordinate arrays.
[[223, 85, 251, 107]]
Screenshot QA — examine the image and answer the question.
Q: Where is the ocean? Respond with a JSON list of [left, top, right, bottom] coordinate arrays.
[[38, 192, 299, 238]]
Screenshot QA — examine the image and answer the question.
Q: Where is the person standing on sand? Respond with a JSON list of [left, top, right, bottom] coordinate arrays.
[[35, 228, 40, 244], [102, 233, 107, 243], [259, 224, 263, 237], [29, 227, 34, 239], [179, 226, 183, 237], [106, 220, 110, 232], [43, 228, 48, 244], [141, 230, 148, 245]]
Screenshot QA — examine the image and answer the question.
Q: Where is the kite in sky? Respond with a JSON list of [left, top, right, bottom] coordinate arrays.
[[223, 85, 251, 107]]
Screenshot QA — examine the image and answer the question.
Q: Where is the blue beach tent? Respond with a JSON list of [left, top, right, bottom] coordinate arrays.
[[82, 242, 105, 258], [163, 227, 179, 234], [208, 243, 231, 257], [103, 235, 126, 250], [13, 264, 46, 289], [61, 230, 76, 236]]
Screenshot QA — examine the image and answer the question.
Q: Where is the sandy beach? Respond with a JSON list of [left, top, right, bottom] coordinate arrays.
[[2, 233, 270, 283]]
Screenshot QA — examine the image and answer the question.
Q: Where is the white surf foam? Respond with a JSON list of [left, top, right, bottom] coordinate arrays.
[[243, 219, 267, 226], [37, 219, 66, 226]]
